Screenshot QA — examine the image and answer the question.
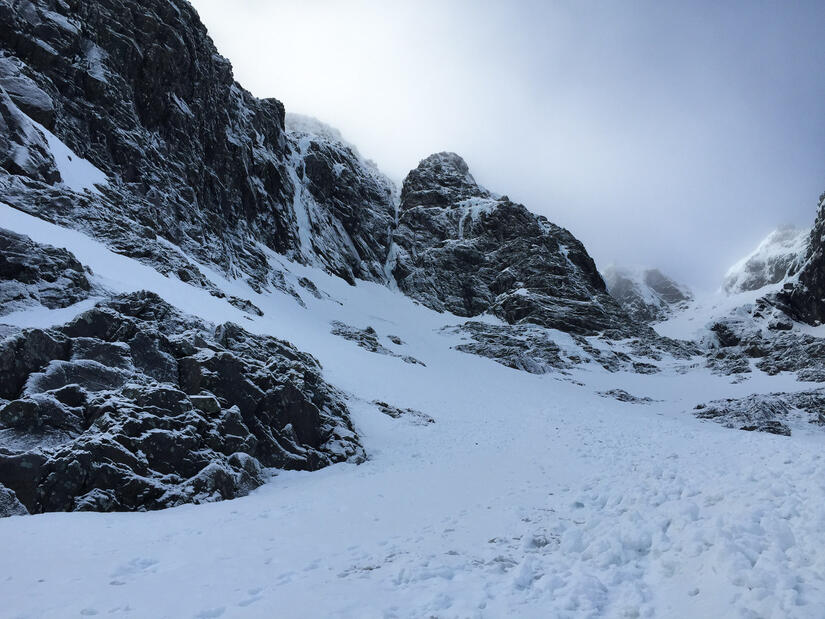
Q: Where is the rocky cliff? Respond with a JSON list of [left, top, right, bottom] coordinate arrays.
[[391, 152, 634, 335], [0, 0, 396, 290], [776, 195, 825, 324]]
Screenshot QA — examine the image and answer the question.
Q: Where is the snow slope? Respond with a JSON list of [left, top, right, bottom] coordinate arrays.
[[2, 205, 825, 618]]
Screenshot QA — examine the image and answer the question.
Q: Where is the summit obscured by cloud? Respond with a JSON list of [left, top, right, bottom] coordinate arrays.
[[190, 0, 825, 290]]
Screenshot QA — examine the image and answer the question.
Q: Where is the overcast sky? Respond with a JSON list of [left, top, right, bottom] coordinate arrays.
[[190, 0, 825, 291]]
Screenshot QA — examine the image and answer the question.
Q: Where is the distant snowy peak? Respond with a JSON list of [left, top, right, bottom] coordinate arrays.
[[723, 226, 809, 294], [603, 266, 692, 323]]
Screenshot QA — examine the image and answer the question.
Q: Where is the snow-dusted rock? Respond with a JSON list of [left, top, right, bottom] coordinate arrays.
[[0, 228, 92, 315], [391, 152, 635, 335], [0, 0, 395, 293], [694, 389, 825, 436], [330, 321, 424, 366], [445, 320, 699, 376], [723, 225, 808, 294], [285, 114, 397, 283], [0, 483, 27, 516], [603, 266, 692, 323], [700, 297, 825, 381], [0, 291, 363, 514], [775, 195, 825, 325]]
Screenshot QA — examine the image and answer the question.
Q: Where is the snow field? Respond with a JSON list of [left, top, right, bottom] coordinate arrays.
[[1, 205, 825, 617]]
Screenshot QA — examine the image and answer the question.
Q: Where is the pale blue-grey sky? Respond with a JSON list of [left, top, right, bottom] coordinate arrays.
[[190, 0, 825, 291]]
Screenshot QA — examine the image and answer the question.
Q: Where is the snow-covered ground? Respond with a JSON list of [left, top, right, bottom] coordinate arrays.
[[3, 204, 825, 618]]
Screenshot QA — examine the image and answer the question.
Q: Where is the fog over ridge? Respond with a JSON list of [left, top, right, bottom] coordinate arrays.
[[190, 0, 825, 292]]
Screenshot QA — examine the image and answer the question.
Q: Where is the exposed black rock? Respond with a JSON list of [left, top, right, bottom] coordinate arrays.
[[227, 295, 263, 317], [285, 114, 396, 284], [372, 401, 434, 425], [0, 290, 363, 514], [694, 389, 825, 436], [0, 227, 93, 314], [776, 195, 825, 324], [0, 0, 395, 296], [330, 321, 425, 366], [603, 266, 692, 323], [598, 389, 657, 404], [0, 482, 27, 516], [391, 152, 635, 336]]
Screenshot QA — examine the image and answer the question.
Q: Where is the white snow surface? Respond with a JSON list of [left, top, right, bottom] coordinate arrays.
[[34, 120, 108, 194], [3, 204, 825, 618]]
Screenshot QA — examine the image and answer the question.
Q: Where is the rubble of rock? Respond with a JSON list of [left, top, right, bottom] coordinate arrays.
[[444, 321, 699, 376], [0, 291, 363, 514], [597, 390, 657, 404], [330, 321, 424, 366], [372, 401, 435, 425], [694, 389, 825, 436], [704, 299, 825, 382]]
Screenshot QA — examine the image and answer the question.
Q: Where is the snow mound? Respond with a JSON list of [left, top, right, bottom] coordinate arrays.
[[723, 226, 808, 294]]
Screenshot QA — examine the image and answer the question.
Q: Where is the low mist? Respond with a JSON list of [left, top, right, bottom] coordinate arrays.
[[190, 0, 825, 292]]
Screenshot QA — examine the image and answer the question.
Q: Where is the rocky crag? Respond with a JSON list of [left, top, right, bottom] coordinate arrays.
[[0, 288, 362, 515], [391, 152, 633, 336], [0, 0, 396, 291], [776, 195, 825, 324]]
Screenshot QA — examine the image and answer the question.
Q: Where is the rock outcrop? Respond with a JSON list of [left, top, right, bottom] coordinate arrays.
[[694, 389, 825, 436], [0, 228, 93, 314], [285, 114, 396, 284], [775, 195, 825, 324], [603, 266, 692, 323], [0, 291, 363, 514], [391, 152, 633, 335], [0, 0, 395, 291]]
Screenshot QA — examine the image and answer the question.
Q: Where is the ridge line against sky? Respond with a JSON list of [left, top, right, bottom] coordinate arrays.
[[189, 0, 825, 291]]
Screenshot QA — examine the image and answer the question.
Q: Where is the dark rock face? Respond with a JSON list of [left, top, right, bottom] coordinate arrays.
[[391, 153, 633, 335], [0, 86, 58, 183], [0, 0, 395, 293], [0, 291, 363, 514], [0, 228, 93, 314], [694, 390, 825, 436], [372, 401, 434, 425], [603, 266, 692, 323], [285, 114, 396, 284], [0, 482, 27, 516], [776, 195, 825, 324]]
